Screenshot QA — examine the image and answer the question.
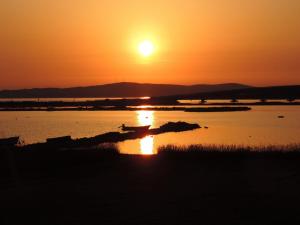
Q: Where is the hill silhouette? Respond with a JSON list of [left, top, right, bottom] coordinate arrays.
[[166, 85, 300, 100], [0, 82, 250, 98]]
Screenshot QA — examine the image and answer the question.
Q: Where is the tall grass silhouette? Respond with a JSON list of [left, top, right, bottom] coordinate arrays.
[[157, 144, 300, 158]]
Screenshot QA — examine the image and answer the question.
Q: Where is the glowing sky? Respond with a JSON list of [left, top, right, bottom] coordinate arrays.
[[0, 0, 300, 89]]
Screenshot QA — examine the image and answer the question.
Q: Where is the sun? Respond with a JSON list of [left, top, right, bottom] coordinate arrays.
[[138, 40, 154, 57]]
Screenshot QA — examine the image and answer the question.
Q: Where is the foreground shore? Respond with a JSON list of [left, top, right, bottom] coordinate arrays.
[[1, 144, 300, 225]]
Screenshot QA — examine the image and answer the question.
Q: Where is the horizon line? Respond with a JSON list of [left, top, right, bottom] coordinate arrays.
[[1, 82, 300, 91]]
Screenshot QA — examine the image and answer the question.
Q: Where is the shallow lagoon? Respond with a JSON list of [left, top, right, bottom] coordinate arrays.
[[0, 106, 300, 154]]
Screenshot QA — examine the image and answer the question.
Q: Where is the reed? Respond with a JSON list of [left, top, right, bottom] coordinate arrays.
[[157, 144, 300, 158]]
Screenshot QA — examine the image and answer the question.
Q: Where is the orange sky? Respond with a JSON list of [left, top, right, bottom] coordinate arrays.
[[0, 0, 300, 89]]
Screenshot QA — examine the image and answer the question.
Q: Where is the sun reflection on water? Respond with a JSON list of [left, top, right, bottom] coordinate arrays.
[[140, 135, 154, 155], [136, 110, 155, 154], [137, 110, 154, 126]]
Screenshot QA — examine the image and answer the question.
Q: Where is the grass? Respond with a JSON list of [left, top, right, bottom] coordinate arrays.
[[13, 142, 300, 160], [0, 143, 120, 183], [2, 143, 300, 225], [157, 144, 300, 160]]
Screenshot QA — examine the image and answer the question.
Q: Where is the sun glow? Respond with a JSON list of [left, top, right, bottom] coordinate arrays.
[[140, 135, 154, 155], [137, 110, 154, 126], [138, 40, 154, 57]]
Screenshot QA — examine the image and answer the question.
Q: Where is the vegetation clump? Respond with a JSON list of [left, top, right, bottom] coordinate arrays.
[[158, 144, 300, 158]]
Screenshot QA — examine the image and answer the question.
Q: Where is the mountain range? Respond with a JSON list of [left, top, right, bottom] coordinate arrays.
[[0, 82, 251, 98], [170, 85, 300, 100]]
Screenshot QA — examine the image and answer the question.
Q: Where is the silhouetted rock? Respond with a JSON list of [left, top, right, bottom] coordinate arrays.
[[157, 121, 200, 132]]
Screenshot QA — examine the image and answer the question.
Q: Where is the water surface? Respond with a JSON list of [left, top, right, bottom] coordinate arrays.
[[0, 106, 299, 154]]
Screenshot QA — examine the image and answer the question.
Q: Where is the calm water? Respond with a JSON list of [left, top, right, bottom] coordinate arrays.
[[0, 106, 300, 154]]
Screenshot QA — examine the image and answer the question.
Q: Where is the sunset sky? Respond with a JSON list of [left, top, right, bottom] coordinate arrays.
[[1, 0, 300, 89]]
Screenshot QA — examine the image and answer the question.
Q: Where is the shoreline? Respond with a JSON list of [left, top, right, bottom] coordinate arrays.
[[0, 106, 252, 112], [0, 98, 299, 110], [2, 121, 201, 150]]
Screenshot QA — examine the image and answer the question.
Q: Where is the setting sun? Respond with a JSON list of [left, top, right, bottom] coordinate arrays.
[[138, 40, 154, 57]]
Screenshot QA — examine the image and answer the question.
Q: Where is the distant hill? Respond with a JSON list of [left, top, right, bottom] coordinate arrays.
[[0, 82, 250, 98], [168, 85, 300, 100]]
